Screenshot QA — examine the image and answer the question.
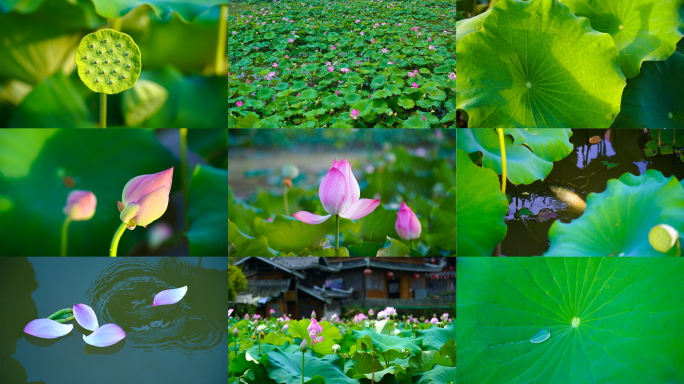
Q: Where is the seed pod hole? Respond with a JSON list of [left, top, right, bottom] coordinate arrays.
[[126, 64, 132, 68], [95, 78, 101, 83], [117, 59, 122, 63], [84, 55, 89, 60], [121, 74, 127, 79], [110, 48, 115, 53], [117, 43, 123, 47], [98, 50, 104, 54], [109, 80, 115, 85], [90, 43, 96, 48], [93, 60, 99, 64], [113, 69, 118, 74], [125, 52, 130, 56], [86, 69, 92, 74], [104, 39, 109, 44], [101, 70, 107, 75], [104, 60, 110, 64]]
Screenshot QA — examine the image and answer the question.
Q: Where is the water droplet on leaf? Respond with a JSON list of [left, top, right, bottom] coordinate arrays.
[[530, 329, 550, 343]]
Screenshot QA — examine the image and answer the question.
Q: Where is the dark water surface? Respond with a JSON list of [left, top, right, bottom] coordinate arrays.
[[501, 129, 684, 256], [0, 257, 227, 384]]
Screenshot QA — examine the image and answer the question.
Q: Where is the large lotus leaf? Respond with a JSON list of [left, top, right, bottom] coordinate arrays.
[[611, 49, 684, 128], [9, 72, 94, 128], [351, 328, 422, 354], [228, 219, 278, 257], [266, 349, 358, 384], [416, 322, 456, 351], [286, 319, 342, 355], [546, 170, 684, 256], [415, 365, 456, 384], [502, 128, 573, 162], [561, 0, 684, 79], [455, 10, 489, 45], [0, 129, 176, 256], [253, 214, 361, 254], [187, 165, 227, 256], [457, 257, 684, 383], [457, 0, 626, 128], [90, 0, 227, 22], [427, 187, 456, 252], [457, 149, 508, 256], [458, 128, 553, 185]]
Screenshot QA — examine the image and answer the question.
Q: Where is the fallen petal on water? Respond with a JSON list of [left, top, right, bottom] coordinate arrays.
[[83, 323, 125, 347], [24, 319, 73, 339], [152, 286, 188, 307], [73, 303, 99, 331]]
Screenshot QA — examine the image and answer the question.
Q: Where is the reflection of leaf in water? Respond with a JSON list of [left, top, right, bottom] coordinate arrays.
[[88, 257, 226, 353]]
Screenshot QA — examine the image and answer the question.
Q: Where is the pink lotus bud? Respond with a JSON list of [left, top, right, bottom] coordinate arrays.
[[270, 308, 276, 314], [311, 310, 316, 319], [233, 327, 239, 337], [300, 339, 308, 352], [431, 317, 438, 324], [293, 159, 379, 224], [368, 309, 374, 316], [63, 190, 96, 221], [117, 168, 173, 230]]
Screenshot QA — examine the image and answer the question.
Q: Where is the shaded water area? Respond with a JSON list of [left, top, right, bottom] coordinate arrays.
[[501, 129, 684, 256], [0, 257, 227, 384]]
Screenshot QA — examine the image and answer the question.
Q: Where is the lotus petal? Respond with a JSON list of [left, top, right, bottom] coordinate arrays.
[[83, 323, 125, 347], [73, 303, 99, 331], [339, 199, 380, 220], [152, 286, 188, 307], [24, 319, 73, 339], [292, 211, 331, 225]]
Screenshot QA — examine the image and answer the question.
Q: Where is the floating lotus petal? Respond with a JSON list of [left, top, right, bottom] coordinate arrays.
[[83, 323, 125, 347], [151, 286, 188, 307], [73, 303, 99, 331], [24, 319, 73, 339]]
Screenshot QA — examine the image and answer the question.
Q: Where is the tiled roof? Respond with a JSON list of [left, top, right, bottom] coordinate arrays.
[[242, 279, 290, 298], [271, 257, 341, 272]]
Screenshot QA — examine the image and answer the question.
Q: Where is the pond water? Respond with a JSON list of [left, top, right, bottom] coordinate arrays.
[[501, 129, 684, 256], [0, 257, 227, 384]]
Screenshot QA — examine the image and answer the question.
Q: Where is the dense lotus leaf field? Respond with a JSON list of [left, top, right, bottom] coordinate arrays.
[[229, 309, 456, 384], [227, 0, 456, 128]]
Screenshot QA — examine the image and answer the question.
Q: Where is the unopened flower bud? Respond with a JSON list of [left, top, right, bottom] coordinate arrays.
[[300, 339, 308, 352], [63, 190, 97, 221]]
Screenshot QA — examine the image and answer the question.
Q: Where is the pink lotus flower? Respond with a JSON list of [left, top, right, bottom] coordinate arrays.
[[350, 109, 360, 120], [422, 115, 427, 121], [382, 48, 388, 53], [308, 318, 324, 345], [428, 38, 432, 42], [371, 39, 375, 43], [273, 62, 279, 68], [330, 45, 335, 50], [335, 90, 340, 95], [360, 31, 364, 35], [229, 308, 234, 318], [417, 32, 422, 36], [63, 190, 96, 221], [396, 202, 421, 240], [83, 323, 126, 347], [357, 61, 361, 65], [151, 286, 187, 307], [270, 309, 276, 314], [293, 159, 379, 224], [384, 307, 397, 317], [412, 83, 419, 89], [355, 19, 360, 23], [286, 55, 289, 58], [289, 38, 294, 43], [414, 69, 419, 74], [369, 309, 374, 316], [431, 317, 439, 324], [328, 66, 334, 72], [429, 45, 435, 50], [448, 72, 456, 80], [408, 72, 415, 78], [237, 101, 243, 107], [341, 68, 350, 73], [117, 168, 173, 230]]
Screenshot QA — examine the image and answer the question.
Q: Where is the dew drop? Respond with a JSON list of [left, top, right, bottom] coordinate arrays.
[[125, 52, 130, 56], [95, 78, 101, 83], [619, 25, 624, 30], [526, 82, 532, 88], [530, 329, 550, 343], [669, 112, 673, 119], [571, 317, 580, 328]]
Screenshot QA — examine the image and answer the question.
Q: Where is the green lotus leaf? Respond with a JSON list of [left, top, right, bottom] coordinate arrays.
[[440, 111, 456, 123], [287, 319, 343, 355], [237, 84, 256, 96], [187, 165, 228, 256], [303, 64, 318, 71], [561, 0, 684, 78], [300, 89, 318, 100], [323, 94, 345, 109], [456, 149, 508, 256], [234, 114, 263, 128], [403, 114, 430, 128], [457, 257, 684, 383], [434, 65, 452, 74], [416, 322, 456, 351], [344, 92, 361, 104], [502, 128, 573, 162], [347, 74, 365, 85], [612, 49, 684, 128], [245, 99, 264, 109], [427, 187, 456, 252], [235, 58, 251, 68], [457, 0, 626, 127], [397, 97, 415, 109], [412, 57, 426, 65], [256, 87, 275, 100], [265, 349, 358, 384], [291, 81, 307, 91], [330, 119, 353, 128], [455, 9, 488, 45], [121, 79, 168, 126], [274, 82, 289, 91], [416, 365, 456, 384], [228, 219, 278, 256], [370, 75, 386, 88], [545, 170, 684, 256], [376, 237, 411, 256], [351, 99, 374, 117], [295, 246, 350, 256], [427, 87, 446, 101], [91, 0, 227, 23], [75, 29, 141, 95], [458, 128, 553, 185], [352, 328, 423, 354], [371, 88, 392, 99]]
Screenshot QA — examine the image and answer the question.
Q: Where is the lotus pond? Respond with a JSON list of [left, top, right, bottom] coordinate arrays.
[[457, 128, 684, 256], [227, 0, 456, 128], [0, 257, 228, 384], [228, 129, 456, 256], [228, 308, 456, 384]]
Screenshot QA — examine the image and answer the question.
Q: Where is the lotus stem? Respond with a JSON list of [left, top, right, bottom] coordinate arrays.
[[411, 239, 416, 251], [60, 217, 71, 256], [48, 308, 73, 320], [54, 315, 75, 323], [302, 350, 305, 384], [100, 93, 107, 128], [497, 128, 506, 194], [283, 185, 290, 216], [335, 215, 340, 256], [180, 128, 189, 232], [216, 5, 228, 76], [109, 222, 127, 256]]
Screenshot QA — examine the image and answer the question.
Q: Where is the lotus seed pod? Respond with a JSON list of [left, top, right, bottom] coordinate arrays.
[[121, 79, 169, 126], [75, 29, 141, 95]]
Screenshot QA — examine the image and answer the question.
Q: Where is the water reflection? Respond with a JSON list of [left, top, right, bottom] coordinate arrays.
[[88, 257, 226, 353]]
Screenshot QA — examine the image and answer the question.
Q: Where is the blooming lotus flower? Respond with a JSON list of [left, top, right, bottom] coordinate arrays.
[[377, 311, 387, 320], [63, 190, 97, 221], [272, 62, 279, 68], [289, 38, 294, 43], [350, 109, 360, 120], [282, 324, 289, 333], [448, 72, 456, 80], [83, 323, 125, 347], [429, 45, 435, 50], [270, 308, 276, 314], [408, 72, 415, 78], [293, 159, 379, 224], [151, 286, 187, 307], [330, 45, 335, 50], [118, 168, 173, 230], [382, 48, 388, 53], [396, 202, 421, 240], [229, 308, 234, 317], [308, 318, 324, 344], [73, 303, 99, 331], [431, 317, 439, 325], [24, 319, 73, 339], [384, 307, 396, 317]]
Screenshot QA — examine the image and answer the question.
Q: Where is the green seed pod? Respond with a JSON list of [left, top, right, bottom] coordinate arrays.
[[75, 29, 141, 95], [121, 79, 169, 126]]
